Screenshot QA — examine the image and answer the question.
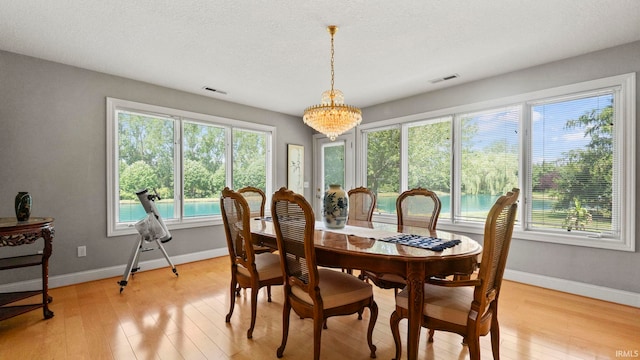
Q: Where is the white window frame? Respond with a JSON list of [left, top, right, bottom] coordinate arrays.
[[359, 73, 635, 251], [106, 97, 276, 237]]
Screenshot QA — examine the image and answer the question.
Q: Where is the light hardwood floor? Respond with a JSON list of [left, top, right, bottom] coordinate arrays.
[[0, 257, 638, 359]]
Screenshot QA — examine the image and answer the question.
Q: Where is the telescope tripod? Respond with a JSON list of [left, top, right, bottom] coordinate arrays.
[[118, 236, 178, 293]]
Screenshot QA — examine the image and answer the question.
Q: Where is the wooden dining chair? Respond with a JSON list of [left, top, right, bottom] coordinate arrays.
[[347, 186, 377, 223], [362, 187, 442, 292], [238, 186, 273, 254], [342, 186, 377, 275], [390, 188, 519, 360], [238, 186, 266, 218], [271, 187, 378, 360], [220, 187, 283, 339], [396, 187, 441, 231]]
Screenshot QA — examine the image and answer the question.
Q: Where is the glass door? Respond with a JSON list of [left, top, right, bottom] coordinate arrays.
[[313, 133, 354, 216]]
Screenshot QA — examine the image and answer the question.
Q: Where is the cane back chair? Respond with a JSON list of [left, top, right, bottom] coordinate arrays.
[[347, 186, 377, 223], [362, 187, 442, 292], [271, 187, 378, 360], [220, 187, 283, 339], [396, 187, 441, 231], [237, 186, 273, 254], [238, 186, 266, 218], [390, 188, 519, 360]]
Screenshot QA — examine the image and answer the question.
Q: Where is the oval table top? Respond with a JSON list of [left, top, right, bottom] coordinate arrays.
[[250, 218, 482, 262]]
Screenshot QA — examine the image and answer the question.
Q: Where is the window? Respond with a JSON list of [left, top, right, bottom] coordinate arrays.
[[364, 126, 400, 214], [183, 121, 227, 218], [528, 92, 617, 234], [117, 111, 176, 222], [107, 98, 275, 236], [457, 106, 520, 222], [323, 142, 346, 188], [407, 117, 452, 218], [232, 128, 270, 190], [360, 73, 635, 251]]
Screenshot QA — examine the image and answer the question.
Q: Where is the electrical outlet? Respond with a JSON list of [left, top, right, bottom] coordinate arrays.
[[77, 246, 86, 257]]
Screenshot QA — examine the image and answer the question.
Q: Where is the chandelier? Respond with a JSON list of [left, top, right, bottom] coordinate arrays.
[[303, 25, 362, 141]]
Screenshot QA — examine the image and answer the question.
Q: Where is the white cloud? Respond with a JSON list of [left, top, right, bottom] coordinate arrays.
[[532, 109, 542, 122], [562, 131, 587, 142]]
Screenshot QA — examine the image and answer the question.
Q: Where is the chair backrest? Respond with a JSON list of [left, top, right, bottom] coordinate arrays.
[[348, 186, 376, 222], [220, 187, 256, 270], [396, 187, 441, 230], [271, 187, 319, 301], [238, 186, 266, 218], [473, 188, 519, 316]]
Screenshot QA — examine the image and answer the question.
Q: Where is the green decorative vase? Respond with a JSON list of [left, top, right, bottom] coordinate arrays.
[[323, 184, 348, 229], [15, 192, 32, 221]]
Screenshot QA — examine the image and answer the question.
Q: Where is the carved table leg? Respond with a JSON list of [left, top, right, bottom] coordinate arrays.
[[405, 262, 424, 360]]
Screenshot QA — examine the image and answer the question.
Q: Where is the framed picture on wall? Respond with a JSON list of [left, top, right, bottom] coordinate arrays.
[[287, 144, 304, 194]]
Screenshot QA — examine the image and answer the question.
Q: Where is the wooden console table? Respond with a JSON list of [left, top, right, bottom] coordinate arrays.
[[0, 217, 54, 320]]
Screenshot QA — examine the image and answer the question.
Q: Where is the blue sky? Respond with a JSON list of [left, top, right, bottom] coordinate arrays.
[[468, 93, 612, 163], [531, 94, 612, 163]]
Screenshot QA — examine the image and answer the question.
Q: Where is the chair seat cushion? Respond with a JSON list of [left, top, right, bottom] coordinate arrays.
[[253, 244, 274, 253], [237, 252, 282, 281], [292, 269, 373, 309], [370, 272, 405, 285], [396, 283, 473, 326]]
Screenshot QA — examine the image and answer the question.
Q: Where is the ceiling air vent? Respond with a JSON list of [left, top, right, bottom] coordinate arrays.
[[203, 86, 227, 95], [429, 73, 460, 84]]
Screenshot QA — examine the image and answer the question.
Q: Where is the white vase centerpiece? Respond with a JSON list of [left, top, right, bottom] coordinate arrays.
[[323, 184, 348, 229]]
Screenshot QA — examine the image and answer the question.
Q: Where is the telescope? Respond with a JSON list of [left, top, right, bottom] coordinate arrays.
[[136, 188, 172, 243], [118, 188, 178, 293]]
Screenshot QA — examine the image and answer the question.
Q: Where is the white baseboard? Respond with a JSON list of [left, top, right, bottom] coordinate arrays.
[[504, 269, 640, 308], [1, 253, 637, 308], [0, 248, 228, 293]]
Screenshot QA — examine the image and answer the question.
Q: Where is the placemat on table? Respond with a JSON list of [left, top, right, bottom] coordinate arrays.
[[378, 233, 461, 251]]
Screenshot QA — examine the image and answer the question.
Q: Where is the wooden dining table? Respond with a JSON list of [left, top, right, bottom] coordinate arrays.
[[250, 218, 482, 360]]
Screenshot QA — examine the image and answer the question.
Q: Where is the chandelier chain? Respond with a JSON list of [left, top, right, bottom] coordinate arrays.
[[330, 30, 335, 102]]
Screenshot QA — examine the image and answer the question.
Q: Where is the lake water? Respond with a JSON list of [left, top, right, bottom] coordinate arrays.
[[119, 201, 222, 222], [119, 194, 554, 222], [376, 194, 553, 214]]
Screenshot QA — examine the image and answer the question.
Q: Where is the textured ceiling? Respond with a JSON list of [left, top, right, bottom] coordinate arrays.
[[2, 0, 639, 116]]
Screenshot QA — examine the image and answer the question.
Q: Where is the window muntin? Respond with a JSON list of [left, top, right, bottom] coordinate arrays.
[[457, 106, 520, 222], [359, 73, 635, 251], [107, 98, 274, 236], [528, 92, 617, 235]]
